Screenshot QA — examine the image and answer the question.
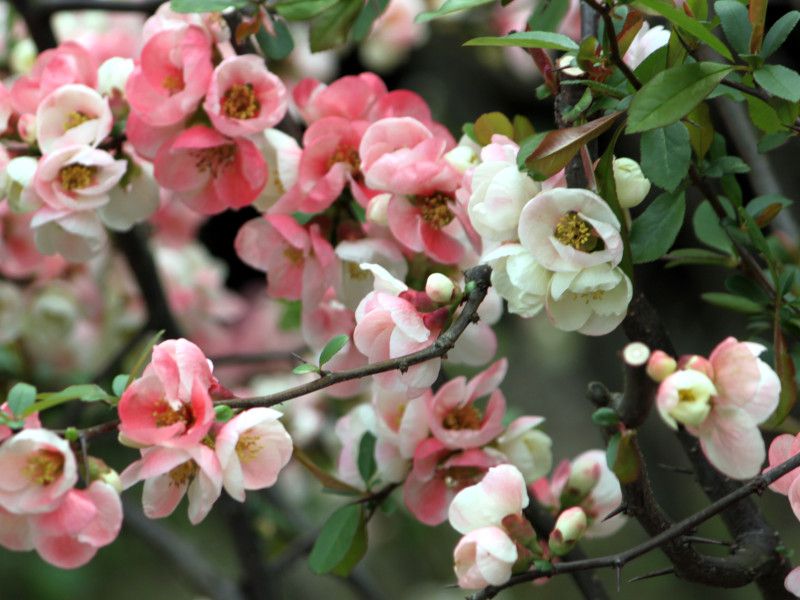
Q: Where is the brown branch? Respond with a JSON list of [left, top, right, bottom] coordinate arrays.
[[582, 0, 642, 90], [209, 350, 304, 367]]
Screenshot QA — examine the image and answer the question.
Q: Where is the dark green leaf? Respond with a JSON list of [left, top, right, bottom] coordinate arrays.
[[516, 132, 547, 170], [757, 131, 792, 153], [705, 155, 751, 177], [319, 334, 350, 367], [352, 0, 389, 42], [310, 0, 362, 52], [606, 430, 641, 484], [664, 247, 735, 268], [746, 194, 793, 219], [630, 191, 687, 263], [7, 383, 36, 417], [591, 407, 620, 427], [715, 0, 752, 55], [330, 514, 368, 576], [627, 62, 734, 133], [692, 199, 733, 253], [308, 504, 363, 574], [724, 274, 770, 304], [701, 292, 764, 313], [275, 0, 338, 20], [256, 19, 294, 60], [357, 431, 377, 485], [464, 31, 579, 51], [754, 64, 800, 102], [640, 123, 691, 192], [171, 0, 249, 12], [415, 0, 493, 23], [633, 45, 668, 85], [293, 363, 321, 375], [635, 0, 734, 59], [745, 95, 786, 134], [761, 11, 800, 58]]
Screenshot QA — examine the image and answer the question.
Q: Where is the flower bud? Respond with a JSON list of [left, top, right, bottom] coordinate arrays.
[[5, 156, 39, 212], [88, 457, 123, 493], [97, 57, 134, 98], [561, 454, 601, 506], [10, 39, 36, 75], [426, 273, 456, 304], [646, 350, 677, 382], [366, 193, 391, 226], [613, 157, 651, 208], [497, 417, 553, 483], [549, 507, 587, 556], [444, 144, 478, 173], [656, 369, 716, 429], [16, 113, 36, 145]]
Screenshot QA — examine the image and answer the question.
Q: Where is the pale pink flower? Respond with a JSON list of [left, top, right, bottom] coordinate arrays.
[[358, 0, 429, 72], [126, 24, 213, 127], [373, 385, 429, 460], [0, 506, 34, 552], [426, 359, 508, 450], [786, 566, 800, 597], [117, 338, 216, 447], [335, 404, 378, 489], [153, 125, 268, 214], [125, 111, 186, 161], [35, 84, 113, 153], [496, 416, 553, 483], [0, 201, 66, 279], [453, 526, 517, 589], [0, 82, 13, 133], [32, 481, 122, 569], [0, 429, 78, 514], [204, 55, 287, 138], [120, 442, 222, 524], [518, 187, 623, 272], [31, 212, 108, 262], [292, 72, 387, 124], [448, 464, 528, 534], [252, 129, 302, 212], [624, 23, 670, 70], [766, 433, 800, 521], [334, 238, 408, 311]]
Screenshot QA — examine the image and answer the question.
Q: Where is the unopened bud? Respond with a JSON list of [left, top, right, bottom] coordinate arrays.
[[366, 193, 391, 226], [425, 273, 456, 304], [646, 350, 677, 382], [17, 114, 36, 145], [561, 455, 601, 506], [98, 57, 134, 98], [87, 457, 122, 493], [549, 507, 587, 556], [612, 157, 651, 208]]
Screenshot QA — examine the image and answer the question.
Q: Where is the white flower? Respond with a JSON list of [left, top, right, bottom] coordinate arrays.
[[35, 84, 113, 153], [656, 369, 717, 429], [483, 244, 550, 318], [5, 156, 39, 212], [613, 157, 651, 208], [97, 57, 135, 98], [253, 129, 302, 212], [496, 416, 553, 482]]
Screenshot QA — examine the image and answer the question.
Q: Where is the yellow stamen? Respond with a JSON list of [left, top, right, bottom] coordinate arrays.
[[152, 400, 193, 428], [162, 74, 184, 95], [346, 262, 369, 280], [65, 111, 91, 130], [235, 431, 263, 463], [24, 450, 65, 485], [169, 460, 198, 487], [442, 405, 483, 430], [413, 193, 455, 229], [59, 164, 96, 191], [554, 211, 598, 251], [283, 246, 304, 265], [191, 145, 237, 178], [221, 83, 260, 120]]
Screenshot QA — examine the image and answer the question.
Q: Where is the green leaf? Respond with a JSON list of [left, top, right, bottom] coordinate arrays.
[[279, 300, 302, 330], [214, 405, 234, 422], [473, 112, 514, 146], [256, 18, 295, 60], [664, 247, 735, 268], [685, 102, 714, 160], [319, 334, 350, 367], [310, 0, 362, 52], [701, 292, 764, 313], [633, 45, 668, 85], [745, 95, 786, 134], [7, 383, 36, 417], [761, 11, 800, 58], [171, 0, 249, 12], [705, 155, 750, 177], [627, 62, 734, 133], [528, 0, 569, 32], [308, 504, 363, 574], [464, 31, 579, 51], [293, 363, 321, 375], [352, 0, 389, 42], [330, 512, 368, 576], [634, 0, 733, 60], [606, 430, 640, 484], [715, 0, 751, 55], [640, 123, 691, 192], [275, 0, 338, 20], [746, 194, 793, 219], [357, 431, 377, 485], [692, 199, 733, 253], [724, 274, 770, 304], [630, 191, 687, 263], [25, 384, 113, 416], [757, 132, 792, 153], [111, 374, 129, 397], [591, 407, 620, 427], [753, 64, 800, 102], [415, 0, 493, 23]]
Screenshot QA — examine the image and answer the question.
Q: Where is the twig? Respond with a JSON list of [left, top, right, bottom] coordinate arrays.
[[582, 0, 642, 90]]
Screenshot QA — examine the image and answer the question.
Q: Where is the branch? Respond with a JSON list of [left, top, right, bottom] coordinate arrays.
[[582, 0, 642, 90], [468, 449, 800, 599], [221, 264, 492, 410]]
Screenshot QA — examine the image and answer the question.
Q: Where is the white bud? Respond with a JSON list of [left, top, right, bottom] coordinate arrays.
[[366, 193, 391, 226], [10, 39, 37, 75], [425, 273, 455, 304], [97, 57, 134, 98], [549, 507, 588, 556], [613, 157, 651, 208]]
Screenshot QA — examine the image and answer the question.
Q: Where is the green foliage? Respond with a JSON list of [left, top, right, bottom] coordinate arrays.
[[319, 334, 350, 367], [639, 123, 691, 192], [352, 0, 389, 42], [416, 0, 494, 23], [627, 62, 734, 133], [276, 0, 338, 20], [7, 383, 36, 418], [171, 0, 250, 12], [214, 405, 235, 422], [309, 504, 366, 574], [25, 385, 115, 417], [591, 407, 620, 427], [715, 0, 751, 55], [701, 292, 764, 313], [111, 375, 130, 397], [630, 191, 687, 263], [256, 18, 295, 60], [473, 112, 514, 145], [464, 31, 579, 51], [293, 363, 321, 375], [761, 11, 800, 58], [309, 0, 362, 52], [693, 199, 734, 253], [357, 432, 377, 486], [753, 65, 800, 102], [606, 431, 640, 484], [527, 0, 569, 32]]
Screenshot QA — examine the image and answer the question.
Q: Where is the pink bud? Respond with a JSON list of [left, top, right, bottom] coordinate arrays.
[[561, 455, 601, 505], [679, 354, 714, 378], [548, 507, 587, 556], [425, 273, 455, 304], [646, 350, 677, 382]]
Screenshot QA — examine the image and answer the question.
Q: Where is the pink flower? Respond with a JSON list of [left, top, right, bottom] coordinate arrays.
[[125, 111, 186, 161], [786, 566, 800, 597], [120, 442, 222, 524], [448, 464, 529, 534], [335, 404, 377, 489], [215, 408, 293, 502], [154, 125, 268, 214], [204, 55, 288, 138], [0, 202, 62, 279], [453, 526, 517, 589], [35, 84, 113, 153], [293, 72, 387, 124], [126, 24, 213, 127], [403, 438, 504, 525], [235, 214, 336, 302], [10, 42, 97, 116], [0, 506, 34, 552], [765, 433, 800, 520], [117, 338, 216, 447], [426, 359, 508, 449], [32, 481, 122, 569], [0, 82, 12, 133], [373, 385, 429, 460], [0, 429, 78, 514]]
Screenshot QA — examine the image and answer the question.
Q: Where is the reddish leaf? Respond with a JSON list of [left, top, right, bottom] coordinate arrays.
[[236, 14, 261, 44], [749, 0, 768, 53]]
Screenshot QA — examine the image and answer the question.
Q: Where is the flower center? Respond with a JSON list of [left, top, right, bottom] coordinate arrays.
[[678, 389, 696, 404], [221, 83, 260, 120], [413, 193, 455, 229], [152, 400, 194, 428], [442, 466, 484, 488], [169, 460, 198, 487], [345, 261, 369, 280], [327, 145, 363, 182], [65, 111, 92, 130], [442, 405, 483, 430], [235, 431, 263, 463], [59, 164, 96, 191], [191, 144, 237, 178], [25, 450, 65, 485], [554, 211, 599, 251], [571, 290, 606, 304], [283, 246, 305, 265], [162, 74, 185, 95]]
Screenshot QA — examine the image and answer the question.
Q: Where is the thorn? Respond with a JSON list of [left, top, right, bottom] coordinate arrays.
[[628, 567, 675, 583], [602, 502, 627, 521], [657, 463, 695, 475], [683, 535, 732, 547]]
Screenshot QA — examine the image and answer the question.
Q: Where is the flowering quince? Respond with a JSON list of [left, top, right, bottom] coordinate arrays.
[[786, 566, 800, 597], [215, 407, 293, 502], [548, 506, 587, 555], [453, 526, 519, 589], [372, 384, 429, 462], [426, 359, 507, 450], [624, 22, 670, 70], [766, 433, 800, 521], [154, 125, 268, 214], [612, 157, 651, 209], [203, 55, 288, 138], [252, 129, 302, 212], [467, 135, 541, 242], [0, 403, 41, 442], [483, 243, 550, 318], [654, 337, 780, 479], [292, 72, 387, 124], [496, 416, 553, 483], [35, 84, 113, 153], [358, 0, 429, 72]]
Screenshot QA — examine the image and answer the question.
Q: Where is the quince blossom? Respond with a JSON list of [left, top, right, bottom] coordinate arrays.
[[766, 433, 800, 521], [35, 84, 113, 153]]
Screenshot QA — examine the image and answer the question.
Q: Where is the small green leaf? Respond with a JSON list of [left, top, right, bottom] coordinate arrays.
[[415, 0, 493, 23], [171, 0, 250, 12], [664, 247, 735, 268], [309, 0, 362, 52], [308, 504, 363, 574], [715, 0, 752, 55], [293, 363, 321, 375], [606, 430, 641, 484], [256, 18, 295, 60], [275, 0, 338, 19], [692, 200, 733, 253], [473, 112, 515, 146], [591, 407, 620, 427], [701, 292, 764, 313], [464, 31, 579, 51], [746, 194, 793, 220], [724, 274, 770, 305], [630, 191, 687, 263], [330, 512, 368, 576], [111, 375, 129, 397], [214, 405, 234, 422], [627, 63, 734, 133], [7, 383, 36, 417], [64, 427, 79, 442], [761, 11, 800, 58], [357, 431, 377, 485], [24, 384, 113, 416], [352, 0, 389, 42], [705, 155, 751, 177], [527, 0, 569, 32], [319, 334, 350, 367], [640, 123, 691, 192], [745, 95, 786, 134], [753, 64, 800, 102]]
